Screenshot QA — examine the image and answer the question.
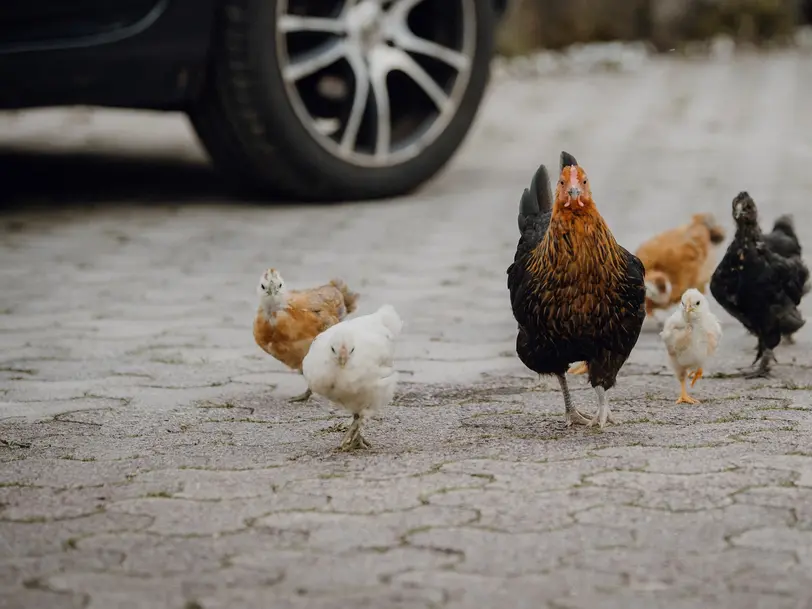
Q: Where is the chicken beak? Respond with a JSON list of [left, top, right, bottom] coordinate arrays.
[[565, 187, 583, 208], [336, 345, 349, 367], [644, 282, 658, 300]]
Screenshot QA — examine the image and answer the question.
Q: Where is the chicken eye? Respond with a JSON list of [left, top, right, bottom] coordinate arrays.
[[559, 180, 564, 186], [260, 284, 266, 290], [582, 178, 588, 184], [350, 347, 355, 354], [695, 300, 700, 306], [331, 346, 336, 354]]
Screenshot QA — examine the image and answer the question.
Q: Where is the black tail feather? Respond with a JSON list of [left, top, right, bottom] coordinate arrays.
[[518, 164, 553, 232], [778, 306, 806, 336], [560, 151, 578, 170], [772, 214, 797, 239]]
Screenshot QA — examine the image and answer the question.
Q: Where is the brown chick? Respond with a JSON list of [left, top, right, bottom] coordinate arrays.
[[253, 268, 359, 402], [635, 213, 726, 319]]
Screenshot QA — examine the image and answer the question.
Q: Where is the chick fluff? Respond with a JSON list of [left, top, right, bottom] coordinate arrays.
[[302, 305, 403, 450], [660, 288, 722, 404]]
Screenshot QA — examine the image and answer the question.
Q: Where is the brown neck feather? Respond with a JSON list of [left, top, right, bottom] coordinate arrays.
[[529, 206, 626, 281]]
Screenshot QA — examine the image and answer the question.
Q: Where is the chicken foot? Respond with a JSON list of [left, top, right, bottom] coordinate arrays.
[[340, 413, 371, 450], [689, 368, 703, 388], [288, 388, 312, 403], [556, 374, 591, 427], [289, 371, 313, 403], [676, 374, 699, 404], [743, 349, 775, 379], [587, 386, 615, 429]]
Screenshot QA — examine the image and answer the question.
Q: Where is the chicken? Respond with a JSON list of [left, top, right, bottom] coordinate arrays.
[[660, 288, 722, 404], [302, 305, 403, 450], [253, 268, 359, 402], [507, 151, 646, 429], [710, 192, 809, 378], [635, 213, 726, 320], [644, 270, 673, 317], [763, 214, 811, 344]]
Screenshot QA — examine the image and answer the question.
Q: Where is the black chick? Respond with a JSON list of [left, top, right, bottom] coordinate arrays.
[[710, 192, 810, 377], [507, 152, 646, 429]]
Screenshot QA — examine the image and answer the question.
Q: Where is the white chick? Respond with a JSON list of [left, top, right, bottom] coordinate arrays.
[[660, 288, 722, 404], [302, 304, 403, 450]]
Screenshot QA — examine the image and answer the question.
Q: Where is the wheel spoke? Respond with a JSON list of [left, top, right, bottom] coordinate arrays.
[[340, 0, 362, 15], [368, 49, 392, 159], [278, 15, 346, 34], [283, 40, 347, 82], [389, 0, 427, 17], [341, 50, 371, 153], [392, 30, 470, 71], [388, 48, 450, 111]]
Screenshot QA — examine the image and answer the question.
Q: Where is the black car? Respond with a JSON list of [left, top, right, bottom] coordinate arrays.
[[0, 0, 509, 201]]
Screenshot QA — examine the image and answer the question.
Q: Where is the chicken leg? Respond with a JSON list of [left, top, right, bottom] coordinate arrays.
[[676, 373, 699, 404], [340, 413, 371, 450], [556, 374, 591, 427], [289, 371, 313, 403], [568, 362, 588, 375], [587, 386, 615, 428]]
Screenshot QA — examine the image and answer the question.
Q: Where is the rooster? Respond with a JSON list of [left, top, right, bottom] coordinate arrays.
[[253, 268, 359, 402], [507, 152, 646, 429]]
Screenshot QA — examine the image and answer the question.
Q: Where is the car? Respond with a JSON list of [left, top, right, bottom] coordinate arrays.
[[0, 0, 511, 201]]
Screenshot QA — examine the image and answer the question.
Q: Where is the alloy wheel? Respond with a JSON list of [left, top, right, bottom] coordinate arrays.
[[276, 0, 477, 168]]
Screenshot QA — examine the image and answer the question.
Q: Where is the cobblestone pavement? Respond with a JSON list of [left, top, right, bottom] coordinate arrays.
[[3, 49, 812, 609]]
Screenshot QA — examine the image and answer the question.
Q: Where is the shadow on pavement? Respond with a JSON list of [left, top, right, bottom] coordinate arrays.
[[0, 148, 259, 210]]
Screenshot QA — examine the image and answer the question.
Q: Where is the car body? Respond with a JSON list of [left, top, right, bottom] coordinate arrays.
[[0, 0, 511, 201]]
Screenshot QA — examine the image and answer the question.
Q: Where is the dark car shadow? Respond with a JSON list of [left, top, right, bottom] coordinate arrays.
[[0, 148, 254, 210]]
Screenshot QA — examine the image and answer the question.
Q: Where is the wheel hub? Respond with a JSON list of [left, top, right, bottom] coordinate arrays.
[[346, 1, 386, 55]]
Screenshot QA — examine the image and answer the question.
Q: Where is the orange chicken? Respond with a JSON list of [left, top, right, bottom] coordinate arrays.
[[253, 268, 359, 402], [635, 213, 726, 319]]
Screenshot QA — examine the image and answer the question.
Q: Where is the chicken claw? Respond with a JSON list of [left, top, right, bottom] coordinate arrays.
[[742, 349, 775, 379], [565, 410, 592, 427], [288, 388, 312, 403], [339, 414, 371, 450], [743, 367, 770, 379], [676, 377, 700, 404], [568, 362, 588, 375], [587, 387, 615, 429]]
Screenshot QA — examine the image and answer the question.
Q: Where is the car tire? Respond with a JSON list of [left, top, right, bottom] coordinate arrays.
[[189, 0, 495, 201]]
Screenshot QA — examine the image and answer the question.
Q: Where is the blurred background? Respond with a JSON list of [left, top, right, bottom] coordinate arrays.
[[497, 0, 812, 55], [1, 0, 811, 390], [2, 3, 812, 605]]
